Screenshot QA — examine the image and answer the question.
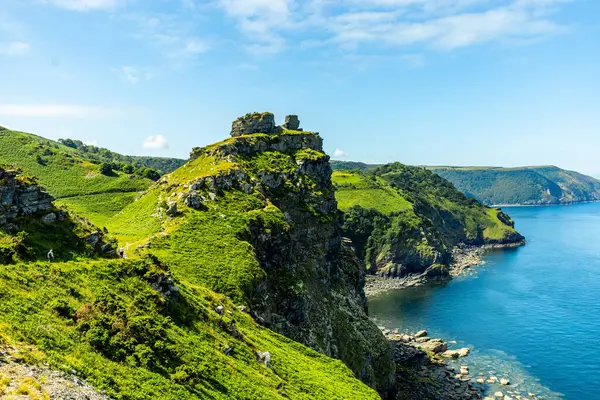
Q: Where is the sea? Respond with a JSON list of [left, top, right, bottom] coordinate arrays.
[[369, 202, 600, 400]]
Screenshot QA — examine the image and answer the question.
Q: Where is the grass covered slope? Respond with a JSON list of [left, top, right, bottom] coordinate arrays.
[[429, 165, 600, 205], [104, 126, 396, 396], [0, 130, 151, 199], [0, 257, 379, 400], [0, 129, 155, 230], [333, 163, 524, 278]]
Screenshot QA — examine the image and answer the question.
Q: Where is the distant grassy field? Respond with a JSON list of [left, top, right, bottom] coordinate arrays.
[[332, 171, 412, 213]]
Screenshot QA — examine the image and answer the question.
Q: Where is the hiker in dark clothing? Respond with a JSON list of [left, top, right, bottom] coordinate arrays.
[[119, 247, 125, 258], [47, 249, 54, 262]]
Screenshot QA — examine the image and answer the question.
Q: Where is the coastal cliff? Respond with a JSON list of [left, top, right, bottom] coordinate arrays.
[[333, 163, 525, 286]]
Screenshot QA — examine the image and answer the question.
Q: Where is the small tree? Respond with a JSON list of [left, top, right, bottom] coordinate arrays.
[[141, 168, 160, 181], [99, 162, 113, 175]]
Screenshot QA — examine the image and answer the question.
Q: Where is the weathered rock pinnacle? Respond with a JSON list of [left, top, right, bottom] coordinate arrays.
[[230, 112, 302, 137]]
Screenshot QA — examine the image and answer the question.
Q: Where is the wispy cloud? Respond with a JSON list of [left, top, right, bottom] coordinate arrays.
[[0, 104, 121, 117], [143, 134, 169, 149], [216, 0, 572, 54], [0, 41, 30, 56], [41, 0, 119, 11], [121, 12, 212, 61], [118, 66, 152, 84], [218, 0, 293, 54]]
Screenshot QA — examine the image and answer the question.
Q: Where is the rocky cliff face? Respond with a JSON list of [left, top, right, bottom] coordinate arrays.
[[0, 167, 54, 229], [155, 114, 396, 397]]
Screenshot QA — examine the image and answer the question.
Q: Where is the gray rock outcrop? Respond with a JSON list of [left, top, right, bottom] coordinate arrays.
[[231, 112, 279, 137], [230, 112, 302, 137], [0, 168, 54, 228], [282, 115, 301, 130]]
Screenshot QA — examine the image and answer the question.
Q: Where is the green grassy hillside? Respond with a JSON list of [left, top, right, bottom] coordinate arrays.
[[429, 165, 600, 205], [333, 163, 524, 278], [0, 126, 383, 398], [0, 257, 379, 400], [0, 129, 154, 229]]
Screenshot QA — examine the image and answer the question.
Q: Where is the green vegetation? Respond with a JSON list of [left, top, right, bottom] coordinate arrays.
[[55, 192, 139, 231], [0, 129, 157, 229], [0, 257, 379, 399], [330, 161, 377, 171], [59, 138, 186, 175], [429, 165, 600, 205], [333, 163, 524, 277], [0, 130, 151, 199], [98, 131, 395, 396], [0, 127, 382, 398]]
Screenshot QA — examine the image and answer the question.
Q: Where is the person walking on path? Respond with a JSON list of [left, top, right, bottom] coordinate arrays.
[[47, 249, 54, 262]]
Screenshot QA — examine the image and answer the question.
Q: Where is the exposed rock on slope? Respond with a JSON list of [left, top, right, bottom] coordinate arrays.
[[125, 114, 396, 396], [0, 167, 54, 228]]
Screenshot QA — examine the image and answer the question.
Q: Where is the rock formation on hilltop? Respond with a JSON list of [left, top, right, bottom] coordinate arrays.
[[230, 112, 302, 137], [143, 113, 397, 397]]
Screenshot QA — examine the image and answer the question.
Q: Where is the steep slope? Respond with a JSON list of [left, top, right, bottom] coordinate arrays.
[[105, 113, 396, 396], [0, 166, 114, 262], [429, 165, 600, 205], [0, 129, 154, 229], [333, 163, 524, 279], [0, 257, 380, 400]]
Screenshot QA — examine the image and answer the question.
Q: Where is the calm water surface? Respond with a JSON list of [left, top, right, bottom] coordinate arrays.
[[369, 202, 600, 400]]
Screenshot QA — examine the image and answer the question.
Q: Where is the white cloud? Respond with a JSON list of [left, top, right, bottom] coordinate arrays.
[[0, 104, 119, 117], [327, 3, 565, 50], [215, 0, 571, 54], [0, 41, 30, 56], [122, 13, 212, 61], [143, 135, 169, 149], [333, 148, 348, 158], [119, 66, 152, 84], [218, 0, 293, 54], [41, 0, 119, 11]]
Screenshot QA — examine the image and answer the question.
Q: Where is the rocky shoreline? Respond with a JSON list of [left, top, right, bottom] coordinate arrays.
[[365, 241, 526, 297], [381, 328, 541, 400]]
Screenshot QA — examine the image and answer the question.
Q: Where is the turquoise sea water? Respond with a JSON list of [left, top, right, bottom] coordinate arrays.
[[369, 202, 600, 400]]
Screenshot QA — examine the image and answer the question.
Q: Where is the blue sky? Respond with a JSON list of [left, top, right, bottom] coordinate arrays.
[[0, 0, 599, 173]]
